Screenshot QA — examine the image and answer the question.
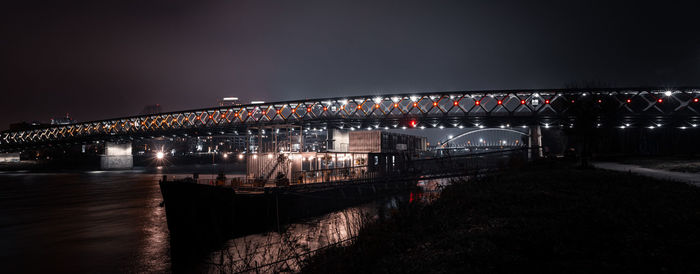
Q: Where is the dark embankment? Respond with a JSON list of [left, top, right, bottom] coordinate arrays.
[[303, 162, 700, 273]]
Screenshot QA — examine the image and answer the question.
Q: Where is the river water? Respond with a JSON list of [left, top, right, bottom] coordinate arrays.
[[0, 171, 439, 273]]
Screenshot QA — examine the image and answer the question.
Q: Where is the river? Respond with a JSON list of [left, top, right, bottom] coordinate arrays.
[[0, 170, 436, 273]]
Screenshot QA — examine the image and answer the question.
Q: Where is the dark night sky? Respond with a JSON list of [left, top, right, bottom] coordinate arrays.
[[2, 0, 699, 130]]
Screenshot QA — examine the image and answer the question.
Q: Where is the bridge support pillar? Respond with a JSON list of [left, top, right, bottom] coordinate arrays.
[[528, 125, 543, 160], [100, 142, 133, 170]]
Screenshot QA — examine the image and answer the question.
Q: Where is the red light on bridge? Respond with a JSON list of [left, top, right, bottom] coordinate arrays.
[[521, 100, 526, 104], [208, 115, 213, 119], [394, 103, 399, 108], [234, 113, 239, 117], [453, 101, 459, 106], [571, 100, 575, 103], [196, 117, 201, 120], [475, 100, 481, 105], [413, 102, 418, 107], [247, 112, 252, 116], [323, 106, 328, 111], [598, 99, 602, 103], [694, 98, 699, 103], [657, 99, 663, 103], [410, 120, 417, 127], [545, 99, 550, 104], [375, 104, 380, 109], [497, 100, 503, 105], [433, 102, 438, 107], [357, 105, 362, 110], [307, 107, 312, 112], [626, 99, 631, 103], [276, 110, 281, 114]]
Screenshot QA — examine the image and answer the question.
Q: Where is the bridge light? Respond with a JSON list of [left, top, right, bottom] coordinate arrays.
[[323, 106, 328, 111], [475, 100, 481, 105], [694, 98, 699, 103], [253, 154, 258, 159], [453, 101, 459, 106], [433, 102, 438, 107], [375, 104, 380, 109], [208, 115, 213, 119], [497, 100, 503, 105], [394, 103, 399, 108], [248, 112, 252, 116], [665, 91, 672, 96], [521, 100, 526, 104], [234, 112, 239, 117], [357, 105, 362, 110], [238, 154, 244, 159], [307, 107, 312, 112], [268, 153, 273, 159], [410, 120, 417, 127], [597, 99, 602, 103], [571, 100, 575, 103], [626, 99, 631, 103], [657, 98, 663, 103], [156, 151, 164, 160], [544, 99, 550, 104], [276, 110, 281, 114], [413, 102, 418, 107]]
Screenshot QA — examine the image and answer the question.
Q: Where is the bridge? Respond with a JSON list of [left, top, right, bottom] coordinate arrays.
[[1, 87, 699, 151]]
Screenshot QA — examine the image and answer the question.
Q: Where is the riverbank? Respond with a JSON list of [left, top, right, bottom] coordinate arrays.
[[302, 162, 700, 273]]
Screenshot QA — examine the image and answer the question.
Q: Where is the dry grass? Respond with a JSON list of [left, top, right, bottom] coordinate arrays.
[[303, 162, 700, 273]]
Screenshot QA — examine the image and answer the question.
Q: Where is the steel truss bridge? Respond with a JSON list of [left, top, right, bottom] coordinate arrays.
[[2, 87, 699, 151]]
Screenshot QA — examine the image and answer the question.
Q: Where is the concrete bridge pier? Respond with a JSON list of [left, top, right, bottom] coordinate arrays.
[[100, 142, 133, 170], [528, 125, 543, 160]]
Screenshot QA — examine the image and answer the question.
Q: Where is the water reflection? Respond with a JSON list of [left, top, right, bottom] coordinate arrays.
[[200, 197, 395, 273], [0, 172, 170, 273], [0, 171, 464, 273]]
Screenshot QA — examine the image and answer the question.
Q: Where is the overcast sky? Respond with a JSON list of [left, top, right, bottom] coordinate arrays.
[[2, 0, 699, 130]]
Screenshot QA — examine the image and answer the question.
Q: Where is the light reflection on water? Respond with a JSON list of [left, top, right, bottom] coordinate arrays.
[[0, 171, 461, 272]]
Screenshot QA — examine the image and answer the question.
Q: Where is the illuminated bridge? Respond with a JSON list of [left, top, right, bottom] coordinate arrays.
[[1, 87, 699, 151]]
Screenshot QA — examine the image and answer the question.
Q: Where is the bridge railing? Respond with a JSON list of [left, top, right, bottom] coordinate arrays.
[[3, 88, 699, 150]]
